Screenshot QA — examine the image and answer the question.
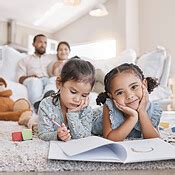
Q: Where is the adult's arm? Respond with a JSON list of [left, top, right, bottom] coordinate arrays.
[[19, 75, 37, 84]]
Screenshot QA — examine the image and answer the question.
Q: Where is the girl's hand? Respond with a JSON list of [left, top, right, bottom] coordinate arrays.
[[113, 100, 138, 118], [137, 85, 149, 114], [68, 97, 89, 112], [57, 123, 71, 141]]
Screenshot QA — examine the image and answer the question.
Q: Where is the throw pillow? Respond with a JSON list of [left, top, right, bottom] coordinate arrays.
[[116, 49, 137, 65], [0, 46, 26, 82], [83, 49, 137, 74], [136, 47, 166, 81]]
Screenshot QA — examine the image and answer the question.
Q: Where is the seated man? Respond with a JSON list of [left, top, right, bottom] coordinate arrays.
[[17, 34, 55, 106]]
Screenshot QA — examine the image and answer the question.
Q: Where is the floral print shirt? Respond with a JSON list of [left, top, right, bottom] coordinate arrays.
[[38, 96, 102, 141]]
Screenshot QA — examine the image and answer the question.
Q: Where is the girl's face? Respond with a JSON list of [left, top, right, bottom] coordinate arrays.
[[109, 72, 146, 110], [57, 44, 70, 60], [59, 80, 92, 110]]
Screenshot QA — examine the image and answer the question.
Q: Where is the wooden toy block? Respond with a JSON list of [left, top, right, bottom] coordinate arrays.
[[22, 129, 32, 140], [159, 122, 169, 128], [12, 132, 23, 141]]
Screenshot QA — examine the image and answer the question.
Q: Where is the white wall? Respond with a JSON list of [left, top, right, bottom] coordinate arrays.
[[0, 20, 53, 49], [54, 0, 127, 55], [54, 0, 139, 56], [125, 0, 139, 54], [0, 20, 7, 45], [139, 0, 175, 76]]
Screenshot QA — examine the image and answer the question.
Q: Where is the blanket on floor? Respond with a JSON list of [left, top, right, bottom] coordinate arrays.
[[0, 121, 175, 172]]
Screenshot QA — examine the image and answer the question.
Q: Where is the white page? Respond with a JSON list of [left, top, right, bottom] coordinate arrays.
[[108, 143, 128, 162], [48, 141, 122, 162], [118, 138, 175, 163], [57, 136, 113, 156]]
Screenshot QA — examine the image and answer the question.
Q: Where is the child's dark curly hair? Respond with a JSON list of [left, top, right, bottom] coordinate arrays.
[[96, 63, 159, 105]]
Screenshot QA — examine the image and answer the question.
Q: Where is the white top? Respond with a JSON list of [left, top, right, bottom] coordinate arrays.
[[17, 53, 54, 81]]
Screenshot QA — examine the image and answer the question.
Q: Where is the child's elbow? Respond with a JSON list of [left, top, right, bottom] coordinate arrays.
[[38, 133, 48, 141], [143, 131, 160, 139], [104, 132, 125, 142], [38, 132, 53, 141]]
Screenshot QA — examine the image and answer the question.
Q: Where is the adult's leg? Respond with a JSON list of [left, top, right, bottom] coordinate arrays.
[[43, 76, 57, 94], [23, 77, 43, 104], [33, 77, 56, 113]]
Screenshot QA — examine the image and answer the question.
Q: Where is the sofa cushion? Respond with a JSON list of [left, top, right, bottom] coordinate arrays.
[[0, 46, 26, 82], [83, 49, 136, 74], [115, 49, 137, 66], [6, 80, 28, 101], [136, 47, 166, 81]]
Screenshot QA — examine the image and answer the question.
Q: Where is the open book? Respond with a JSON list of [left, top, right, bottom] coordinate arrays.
[[48, 136, 175, 163]]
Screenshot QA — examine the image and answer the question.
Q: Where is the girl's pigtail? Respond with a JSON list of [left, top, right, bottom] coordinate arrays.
[[146, 77, 159, 93], [96, 92, 109, 105], [52, 90, 60, 106]]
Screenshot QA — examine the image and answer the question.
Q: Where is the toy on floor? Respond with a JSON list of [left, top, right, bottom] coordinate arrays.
[[0, 77, 32, 121], [12, 131, 23, 141], [12, 129, 32, 141], [159, 121, 175, 143], [0, 77, 38, 132]]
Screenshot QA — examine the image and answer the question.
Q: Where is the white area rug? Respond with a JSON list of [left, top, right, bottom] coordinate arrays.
[[0, 121, 175, 172]]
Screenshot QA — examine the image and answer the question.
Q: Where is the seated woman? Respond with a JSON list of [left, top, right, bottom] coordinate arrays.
[[48, 41, 71, 77]]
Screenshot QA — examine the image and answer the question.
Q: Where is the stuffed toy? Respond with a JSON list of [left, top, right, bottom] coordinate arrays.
[[0, 77, 32, 122]]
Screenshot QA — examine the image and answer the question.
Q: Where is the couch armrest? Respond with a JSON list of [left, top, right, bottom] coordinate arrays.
[[6, 80, 28, 101]]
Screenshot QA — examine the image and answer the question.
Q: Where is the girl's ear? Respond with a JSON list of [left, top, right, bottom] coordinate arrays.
[[142, 79, 148, 88], [107, 92, 112, 99], [56, 76, 62, 89]]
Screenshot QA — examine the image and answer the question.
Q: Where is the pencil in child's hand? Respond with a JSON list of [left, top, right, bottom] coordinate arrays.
[[51, 119, 61, 127]]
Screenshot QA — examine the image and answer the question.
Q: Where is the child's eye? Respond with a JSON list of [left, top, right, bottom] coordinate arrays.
[[70, 90, 76, 94], [116, 91, 123, 96], [82, 94, 88, 98], [131, 85, 139, 90]]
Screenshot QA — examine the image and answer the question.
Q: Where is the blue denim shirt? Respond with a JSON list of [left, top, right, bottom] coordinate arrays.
[[105, 98, 162, 138]]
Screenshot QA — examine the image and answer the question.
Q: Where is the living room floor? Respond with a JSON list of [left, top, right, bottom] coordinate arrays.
[[0, 170, 175, 175]]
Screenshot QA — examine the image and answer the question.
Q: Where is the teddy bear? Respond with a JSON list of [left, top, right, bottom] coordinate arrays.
[[0, 77, 38, 130]]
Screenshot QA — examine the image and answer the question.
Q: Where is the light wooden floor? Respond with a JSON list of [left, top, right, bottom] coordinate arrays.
[[1, 169, 175, 175]]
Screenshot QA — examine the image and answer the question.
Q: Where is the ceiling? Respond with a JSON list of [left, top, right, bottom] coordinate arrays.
[[0, 0, 108, 33]]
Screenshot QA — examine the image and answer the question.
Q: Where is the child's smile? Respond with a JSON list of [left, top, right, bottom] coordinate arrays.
[[125, 98, 140, 110]]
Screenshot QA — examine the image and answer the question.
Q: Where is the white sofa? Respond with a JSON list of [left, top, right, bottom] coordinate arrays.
[[0, 45, 28, 101], [0, 45, 172, 109], [136, 46, 172, 106]]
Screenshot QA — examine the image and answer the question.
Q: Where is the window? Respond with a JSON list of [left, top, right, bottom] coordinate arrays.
[[70, 39, 116, 60]]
